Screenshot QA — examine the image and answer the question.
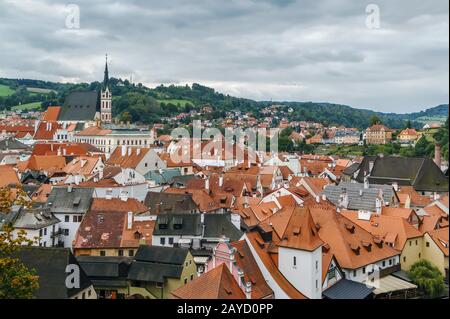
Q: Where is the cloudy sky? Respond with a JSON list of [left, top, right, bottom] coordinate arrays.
[[0, 0, 448, 113]]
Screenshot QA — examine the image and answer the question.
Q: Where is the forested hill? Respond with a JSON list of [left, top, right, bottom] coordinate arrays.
[[0, 77, 448, 129]]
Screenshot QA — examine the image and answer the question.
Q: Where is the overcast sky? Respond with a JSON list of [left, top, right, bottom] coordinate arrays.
[[0, 0, 448, 113]]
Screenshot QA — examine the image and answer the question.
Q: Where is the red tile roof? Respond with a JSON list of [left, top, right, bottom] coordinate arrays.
[[171, 263, 246, 299]]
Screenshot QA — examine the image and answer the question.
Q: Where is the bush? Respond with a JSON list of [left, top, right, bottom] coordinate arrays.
[[409, 260, 445, 298]]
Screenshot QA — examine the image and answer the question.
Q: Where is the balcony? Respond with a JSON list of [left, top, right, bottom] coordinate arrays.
[[51, 229, 63, 238]]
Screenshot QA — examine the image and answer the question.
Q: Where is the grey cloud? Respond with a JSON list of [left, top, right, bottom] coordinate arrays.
[[0, 0, 448, 113]]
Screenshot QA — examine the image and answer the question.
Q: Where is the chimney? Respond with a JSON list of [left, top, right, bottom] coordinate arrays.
[[127, 212, 133, 230], [121, 145, 126, 157], [245, 282, 252, 299], [128, 147, 132, 156], [219, 175, 224, 187], [63, 148, 67, 156], [364, 176, 369, 189], [322, 194, 327, 201], [392, 182, 399, 192], [136, 148, 141, 156], [434, 144, 442, 169], [205, 177, 210, 191]]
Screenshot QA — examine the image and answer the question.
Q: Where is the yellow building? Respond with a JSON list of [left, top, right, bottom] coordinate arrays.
[[423, 228, 449, 278], [398, 129, 420, 144], [365, 124, 393, 145], [127, 245, 198, 299]]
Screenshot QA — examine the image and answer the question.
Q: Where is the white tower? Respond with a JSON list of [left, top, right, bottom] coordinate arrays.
[[100, 54, 112, 123]]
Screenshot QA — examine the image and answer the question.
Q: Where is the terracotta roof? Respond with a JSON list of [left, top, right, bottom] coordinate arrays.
[[423, 205, 447, 218], [73, 210, 154, 250], [32, 143, 100, 156], [427, 227, 449, 257], [0, 165, 21, 187], [279, 166, 293, 180], [396, 186, 431, 207], [231, 240, 274, 299], [63, 156, 102, 176], [76, 126, 112, 136], [308, 203, 399, 269], [90, 198, 148, 214], [171, 263, 246, 299], [106, 147, 150, 169], [300, 177, 330, 196], [367, 125, 391, 132], [31, 184, 52, 203], [341, 211, 422, 251], [278, 206, 324, 251], [246, 232, 307, 299], [26, 155, 66, 173], [42, 106, 61, 122], [33, 121, 61, 140]]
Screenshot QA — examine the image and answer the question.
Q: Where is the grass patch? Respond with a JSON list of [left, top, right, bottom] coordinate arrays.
[[12, 101, 42, 111], [26, 87, 55, 94], [0, 84, 15, 97], [415, 116, 448, 125]]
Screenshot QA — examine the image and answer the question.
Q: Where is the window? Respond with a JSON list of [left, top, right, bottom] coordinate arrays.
[[419, 253, 421, 258], [362, 267, 366, 274], [315, 260, 319, 271], [293, 256, 297, 267], [190, 274, 194, 281], [118, 250, 124, 257], [39, 229, 43, 237], [382, 261, 385, 267], [100, 251, 106, 256], [316, 280, 318, 290], [328, 265, 336, 279], [169, 237, 174, 245], [389, 259, 392, 266], [82, 292, 86, 299], [73, 216, 78, 223], [160, 237, 166, 245], [128, 250, 134, 257], [88, 289, 92, 297], [426, 242, 430, 247], [403, 256, 406, 262], [409, 241, 412, 246], [64, 229, 69, 236], [44, 228, 47, 236], [184, 278, 188, 284], [65, 215, 70, 222], [416, 240, 418, 246], [353, 270, 357, 277]]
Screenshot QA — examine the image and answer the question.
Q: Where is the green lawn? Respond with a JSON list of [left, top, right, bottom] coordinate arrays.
[[0, 84, 15, 97], [157, 99, 192, 107], [415, 115, 448, 125], [26, 87, 55, 94], [12, 101, 42, 111]]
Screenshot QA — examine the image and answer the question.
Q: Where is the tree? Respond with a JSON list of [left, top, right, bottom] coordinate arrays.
[[0, 187, 32, 213], [414, 136, 434, 158], [409, 260, 445, 298], [370, 115, 382, 126], [0, 225, 39, 299], [405, 120, 412, 129]]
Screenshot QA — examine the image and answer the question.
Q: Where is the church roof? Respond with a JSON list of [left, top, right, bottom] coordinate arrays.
[[58, 91, 100, 121]]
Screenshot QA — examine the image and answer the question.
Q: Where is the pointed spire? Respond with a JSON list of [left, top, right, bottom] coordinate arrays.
[[103, 53, 109, 89]]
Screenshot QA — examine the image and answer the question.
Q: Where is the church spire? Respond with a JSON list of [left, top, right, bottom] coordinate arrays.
[[103, 53, 109, 89]]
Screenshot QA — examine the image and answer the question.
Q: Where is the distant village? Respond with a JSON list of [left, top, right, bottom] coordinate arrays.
[[0, 61, 448, 300]]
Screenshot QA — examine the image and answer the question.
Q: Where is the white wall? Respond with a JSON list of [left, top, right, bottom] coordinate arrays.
[[53, 213, 83, 248], [278, 246, 322, 299]]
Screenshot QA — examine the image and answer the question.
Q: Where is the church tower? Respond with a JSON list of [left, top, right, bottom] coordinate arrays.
[[100, 54, 112, 123]]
